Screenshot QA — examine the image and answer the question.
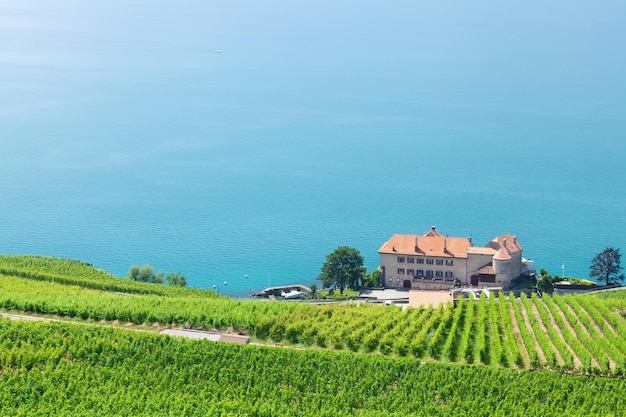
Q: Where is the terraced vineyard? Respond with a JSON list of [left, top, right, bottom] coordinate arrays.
[[2, 256, 626, 376], [3, 318, 626, 416]]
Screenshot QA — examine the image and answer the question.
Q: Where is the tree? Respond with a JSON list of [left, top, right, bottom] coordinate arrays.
[[309, 283, 318, 299], [128, 264, 187, 286], [138, 264, 154, 282], [126, 264, 159, 283], [363, 269, 381, 288], [536, 269, 554, 294], [590, 247, 624, 286], [127, 265, 140, 281], [166, 272, 187, 287], [318, 246, 365, 294], [153, 270, 165, 284]]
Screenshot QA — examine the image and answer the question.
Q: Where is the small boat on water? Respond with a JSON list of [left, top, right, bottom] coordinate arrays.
[[252, 284, 311, 299], [280, 289, 307, 299]]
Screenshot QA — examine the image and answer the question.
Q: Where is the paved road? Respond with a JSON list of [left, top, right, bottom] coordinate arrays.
[[160, 329, 223, 341], [1, 312, 249, 344], [1, 313, 55, 322]]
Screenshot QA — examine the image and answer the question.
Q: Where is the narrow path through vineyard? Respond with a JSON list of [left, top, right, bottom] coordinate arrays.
[[551, 299, 601, 370], [487, 300, 502, 366], [507, 302, 530, 367], [528, 302, 564, 367], [563, 299, 617, 369], [494, 308, 513, 367], [536, 299, 582, 369], [580, 299, 626, 357], [576, 302, 613, 339], [518, 299, 547, 364]]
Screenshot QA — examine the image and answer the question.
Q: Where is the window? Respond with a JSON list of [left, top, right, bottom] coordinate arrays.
[[407, 257, 415, 264], [416, 258, 424, 264], [435, 271, 443, 278], [416, 270, 424, 277], [445, 271, 454, 278], [436, 259, 444, 266], [397, 257, 405, 263], [396, 278, 401, 282], [426, 270, 433, 278], [407, 269, 415, 276], [397, 268, 405, 274], [446, 260, 454, 266], [426, 259, 434, 265], [388, 277, 393, 282]]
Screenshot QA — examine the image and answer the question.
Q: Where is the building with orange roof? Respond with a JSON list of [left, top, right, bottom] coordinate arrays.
[[378, 226, 524, 290]]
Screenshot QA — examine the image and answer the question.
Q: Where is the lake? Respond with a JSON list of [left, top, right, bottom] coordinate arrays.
[[1, 0, 625, 296]]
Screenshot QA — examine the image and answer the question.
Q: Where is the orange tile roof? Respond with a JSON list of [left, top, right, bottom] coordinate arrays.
[[487, 234, 522, 259], [477, 264, 496, 274], [467, 247, 497, 255], [493, 248, 512, 261], [378, 233, 472, 259], [379, 228, 522, 263]]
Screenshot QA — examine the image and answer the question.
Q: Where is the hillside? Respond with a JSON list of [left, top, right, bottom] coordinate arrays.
[[2, 318, 626, 416], [2, 255, 626, 415]]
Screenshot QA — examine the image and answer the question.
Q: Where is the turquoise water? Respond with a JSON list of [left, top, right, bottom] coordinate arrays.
[[1, 1, 625, 296]]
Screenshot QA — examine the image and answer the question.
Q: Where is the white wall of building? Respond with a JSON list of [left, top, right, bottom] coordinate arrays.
[[380, 253, 466, 289]]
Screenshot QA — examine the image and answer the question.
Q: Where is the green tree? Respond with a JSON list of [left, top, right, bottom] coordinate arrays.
[[153, 270, 165, 284], [166, 272, 187, 287], [590, 247, 624, 286], [318, 246, 365, 294], [138, 264, 154, 282], [363, 269, 381, 288], [127, 265, 140, 281], [309, 283, 318, 299], [127, 264, 186, 286], [536, 269, 554, 294]]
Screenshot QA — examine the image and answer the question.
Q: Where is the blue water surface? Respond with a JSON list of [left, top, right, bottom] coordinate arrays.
[[1, 1, 625, 296]]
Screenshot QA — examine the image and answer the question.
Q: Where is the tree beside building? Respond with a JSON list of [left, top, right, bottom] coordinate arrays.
[[319, 246, 365, 294]]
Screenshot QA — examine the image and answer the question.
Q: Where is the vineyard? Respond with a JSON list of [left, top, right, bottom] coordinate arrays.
[[2, 256, 626, 376], [3, 256, 626, 414], [1, 318, 626, 416], [0, 255, 212, 298]]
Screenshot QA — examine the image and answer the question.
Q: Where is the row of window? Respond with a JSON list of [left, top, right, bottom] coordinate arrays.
[[397, 257, 453, 266], [388, 275, 452, 283], [396, 269, 454, 278]]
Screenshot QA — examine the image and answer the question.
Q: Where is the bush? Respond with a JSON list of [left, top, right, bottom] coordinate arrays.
[[269, 323, 286, 342]]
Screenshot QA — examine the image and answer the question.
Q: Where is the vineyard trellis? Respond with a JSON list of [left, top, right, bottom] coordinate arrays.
[[2, 317, 626, 416], [3, 256, 626, 376]]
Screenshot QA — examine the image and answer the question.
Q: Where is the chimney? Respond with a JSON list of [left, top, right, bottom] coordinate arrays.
[[392, 246, 396, 252], [415, 237, 419, 252], [513, 236, 517, 245], [503, 238, 507, 249], [444, 237, 448, 253]]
